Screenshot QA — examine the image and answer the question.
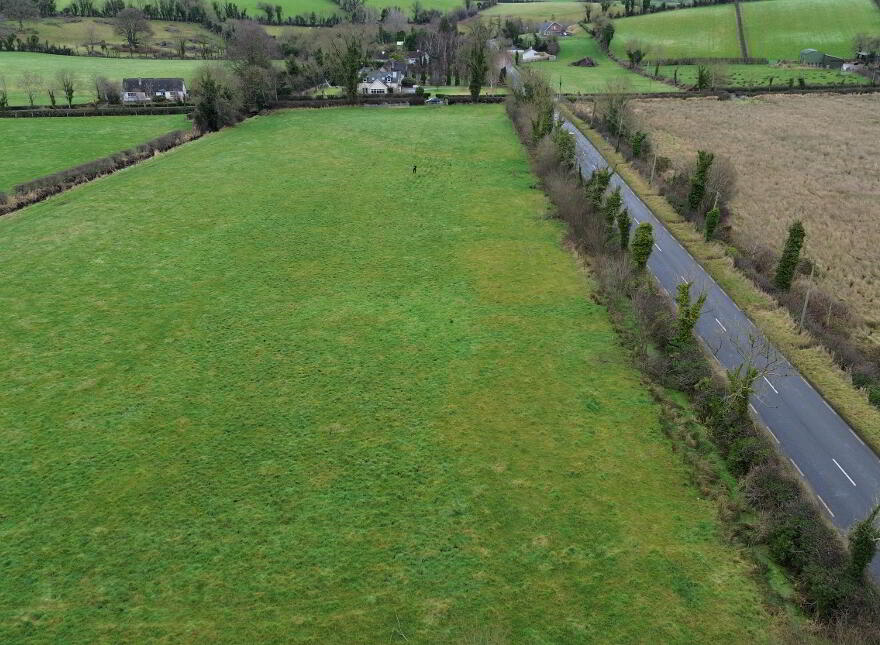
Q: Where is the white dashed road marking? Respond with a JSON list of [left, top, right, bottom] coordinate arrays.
[[714, 318, 727, 332], [790, 458, 805, 477], [833, 458, 857, 487], [763, 377, 778, 394]]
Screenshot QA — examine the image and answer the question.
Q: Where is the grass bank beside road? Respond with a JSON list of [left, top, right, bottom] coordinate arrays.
[[559, 102, 880, 456], [0, 105, 775, 642]]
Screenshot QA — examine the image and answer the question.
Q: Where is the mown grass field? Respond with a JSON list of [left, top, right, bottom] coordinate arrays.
[[656, 63, 870, 88], [0, 115, 191, 193], [610, 4, 741, 60], [526, 34, 677, 93], [742, 0, 880, 60], [0, 105, 775, 642], [0, 53, 205, 106]]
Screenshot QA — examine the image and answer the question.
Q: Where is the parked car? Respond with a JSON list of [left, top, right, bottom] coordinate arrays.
[[425, 97, 446, 105]]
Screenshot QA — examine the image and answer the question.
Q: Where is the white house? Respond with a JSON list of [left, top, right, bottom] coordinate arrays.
[[521, 48, 552, 62], [358, 70, 404, 95], [122, 78, 188, 103]]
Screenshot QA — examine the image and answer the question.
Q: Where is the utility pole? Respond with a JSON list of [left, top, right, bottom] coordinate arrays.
[[799, 263, 815, 331], [649, 153, 657, 186]]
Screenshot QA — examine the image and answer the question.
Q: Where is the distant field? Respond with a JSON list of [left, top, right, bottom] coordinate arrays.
[[610, 0, 880, 62], [0, 53, 205, 106], [656, 63, 871, 88], [610, 4, 740, 60], [632, 93, 880, 324], [0, 115, 191, 192], [18, 17, 221, 56], [0, 105, 773, 642], [525, 34, 677, 93], [481, 1, 601, 25], [742, 0, 880, 60]]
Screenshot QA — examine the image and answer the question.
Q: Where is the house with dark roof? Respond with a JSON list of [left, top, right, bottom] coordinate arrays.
[[122, 78, 188, 103], [537, 21, 568, 37], [358, 70, 404, 95]]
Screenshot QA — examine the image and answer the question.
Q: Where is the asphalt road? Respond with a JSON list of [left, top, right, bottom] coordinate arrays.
[[554, 115, 880, 575]]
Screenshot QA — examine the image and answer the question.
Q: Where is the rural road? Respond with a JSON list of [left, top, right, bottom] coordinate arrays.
[[555, 115, 880, 575]]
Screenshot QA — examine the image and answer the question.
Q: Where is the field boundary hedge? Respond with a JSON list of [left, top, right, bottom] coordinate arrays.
[[557, 102, 880, 454], [0, 129, 196, 216], [1, 106, 194, 118], [561, 84, 880, 100]]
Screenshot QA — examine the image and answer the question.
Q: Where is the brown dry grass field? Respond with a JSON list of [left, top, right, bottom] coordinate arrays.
[[630, 94, 880, 332]]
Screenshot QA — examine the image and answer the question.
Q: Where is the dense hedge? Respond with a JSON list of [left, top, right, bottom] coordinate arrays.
[[1, 106, 194, 118], [1, 130, 193, 216]]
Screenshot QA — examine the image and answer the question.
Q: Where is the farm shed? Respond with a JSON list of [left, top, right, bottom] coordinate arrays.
[[799, 48, 844, 69]]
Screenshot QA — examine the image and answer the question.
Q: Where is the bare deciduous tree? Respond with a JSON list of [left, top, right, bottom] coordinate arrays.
[[3, 0, 38, 30], [19, 70, 43, 107], [114, 8, 152, 55]]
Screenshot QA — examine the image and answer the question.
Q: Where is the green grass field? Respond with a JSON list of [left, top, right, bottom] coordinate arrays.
[[0, 105, 774, 642], [0, 115, 191, 193], [611, 3, 740, 60], [480, 1, 597, 25], [656, 62, 871, 88], [0, 53, 206, 106], [742, 0, 880, 60], [526, 34, 677, 93], [18, 17, 221, 56]]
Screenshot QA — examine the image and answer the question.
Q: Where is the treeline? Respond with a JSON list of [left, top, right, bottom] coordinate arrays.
[[505, 69, 880, 640], [52, 0, 340, 29], [0, 33, 74, 54], [587, 93, 880, 411]]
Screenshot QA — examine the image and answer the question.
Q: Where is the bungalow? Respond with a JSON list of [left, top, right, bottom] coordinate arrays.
[[537, 21, 568, 37], [122, 78, 188, 103], [358, 70, 404, 95]]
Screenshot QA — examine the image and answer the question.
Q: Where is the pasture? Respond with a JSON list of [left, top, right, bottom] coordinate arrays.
[[655, 63, 871, 88], [0, 105, 773, 642], [0, 115, 191, 193], [0, 53, 205, 106], [631, 93, 880, 325], [610, 4, 741, 60], [741, 0, 880, 60], [526, 34, 676, 94], [17, 17, 221, 56], [480, 1, 597, 25]]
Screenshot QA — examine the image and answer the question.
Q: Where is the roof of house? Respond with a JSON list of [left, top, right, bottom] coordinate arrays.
[[538, 21, 563, 32], [381, 61, 409, 74], [362, 70, 403, 84], [122, 78, 186, 93]]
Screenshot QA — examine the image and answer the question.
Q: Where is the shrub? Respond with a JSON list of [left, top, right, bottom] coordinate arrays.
[[631, 222, 653, 270], [774, 220, 805, 291]]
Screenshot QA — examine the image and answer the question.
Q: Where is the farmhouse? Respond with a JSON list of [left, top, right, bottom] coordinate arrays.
[[537, 21, 568, 37], [122, 78, 188, 103], [358, 70, 404, 95]]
